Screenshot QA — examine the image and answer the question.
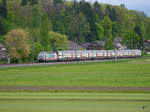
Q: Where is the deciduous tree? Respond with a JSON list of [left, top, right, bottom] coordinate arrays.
[[40, 14, 51, 50], [96, 22, 104, 40], [49, 31, 68, 51], [123, 30, 140, 49], [68, 12, 90, 44], [21, 0, 28, 6], [101, 16, 113, 49], [5, 29, 31, 62]]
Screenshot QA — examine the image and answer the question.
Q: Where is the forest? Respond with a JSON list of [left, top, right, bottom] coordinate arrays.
[[0, 0, 150, 62]]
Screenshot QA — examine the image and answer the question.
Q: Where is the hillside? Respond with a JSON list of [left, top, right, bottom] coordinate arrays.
[[0, 0, 150, 62]]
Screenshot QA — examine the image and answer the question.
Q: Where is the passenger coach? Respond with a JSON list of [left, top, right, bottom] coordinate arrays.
[[38, 50, 141, 62]]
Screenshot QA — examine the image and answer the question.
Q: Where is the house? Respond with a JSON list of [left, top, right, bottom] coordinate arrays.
[[81, 42, 91, 49], [143, 40, 150, 51], [0, 43, 7, 59], [113, 37, 127, 50], [68, 41, 83, 50], [81, 41, 105, 50]]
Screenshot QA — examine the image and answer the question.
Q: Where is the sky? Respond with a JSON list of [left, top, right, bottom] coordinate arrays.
[[83, 0, 150, 17]]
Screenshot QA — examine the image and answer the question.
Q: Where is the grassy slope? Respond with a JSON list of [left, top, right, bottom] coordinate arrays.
[[0, 58, 150, 87], [0, 93, 150, 112]]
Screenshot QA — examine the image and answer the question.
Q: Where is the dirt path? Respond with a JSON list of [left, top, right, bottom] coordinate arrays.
[[0, 86, 150, 91]]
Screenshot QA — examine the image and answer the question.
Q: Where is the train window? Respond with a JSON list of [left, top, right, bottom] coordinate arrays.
[[89, 53, 93, 57], [104, 52, 107, 56], [59, 53, 63, 57], [111, 52, 115, 56], [82, 53, 88, 57], [47, 53, 55, 58], [125, 52, 128, 55], [76, 53, 81, 57], [98, 53, 102, 56], [100, 53, 103, 56], [72, 53, 75, 57]]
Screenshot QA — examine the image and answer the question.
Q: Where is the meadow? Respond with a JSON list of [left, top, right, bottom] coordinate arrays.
[[0, 58, 150, 87], [0, 92, 150, 112], [0, 58, 150, 112]]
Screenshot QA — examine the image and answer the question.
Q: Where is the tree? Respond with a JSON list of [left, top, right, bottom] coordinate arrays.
[[49, 31, 68, 51], [21, 0, 28, 6], [101, 16, 113, 49], [5, 29, 31, 62], [1, 0, 150, 54], [0, 5, 16, 37], [111, 6, 127, 35], [30, 0, 39, 5], [32, 5, 43, 28], [96, 22, 104, 40], [29, 28, 41, 60], [123, 30, 140, 49], [105, 5, 118, 21], [93, 1, 104, 20], [68, 12, 90, 43], [40, 14, 51, 50], [120, 4, 125, 8], [78, 0, 97, 41], [12, 4, 34, 28], [54, 0, 63, 5], [0, 0, 7, 18], [21, 0, 39, 6], [30, 42, 44, 60], [134, 21, 146, 49], [112, 22, 122, 37], [145, 18, 150, 40], [53, 7, 67, 34], [0, 0, 8, 35]]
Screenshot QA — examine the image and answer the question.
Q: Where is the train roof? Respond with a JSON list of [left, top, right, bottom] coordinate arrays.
[[40, 49, 141, 54], [57, 49, 141, 53]]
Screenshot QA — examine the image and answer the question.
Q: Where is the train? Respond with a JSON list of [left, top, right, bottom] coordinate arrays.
[[38, 49, 142, 62]]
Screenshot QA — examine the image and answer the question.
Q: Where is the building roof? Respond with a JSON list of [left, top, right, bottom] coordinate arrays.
[[68, 41, 83, 50], [0, 43, 5, 48], [145, 40, 150, 43], [81, 41, 105, 49]]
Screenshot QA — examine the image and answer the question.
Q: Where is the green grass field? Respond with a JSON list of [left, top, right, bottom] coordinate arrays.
[[0, 58, 150, 112], [0, 93, 150, 112], [0, 58, 150, 87]]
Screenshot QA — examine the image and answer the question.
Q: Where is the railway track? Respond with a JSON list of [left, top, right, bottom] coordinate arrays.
[[0, 58, 128, 68]]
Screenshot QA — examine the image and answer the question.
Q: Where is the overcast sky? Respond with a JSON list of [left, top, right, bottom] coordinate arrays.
[[83, 0, 150, 16]]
